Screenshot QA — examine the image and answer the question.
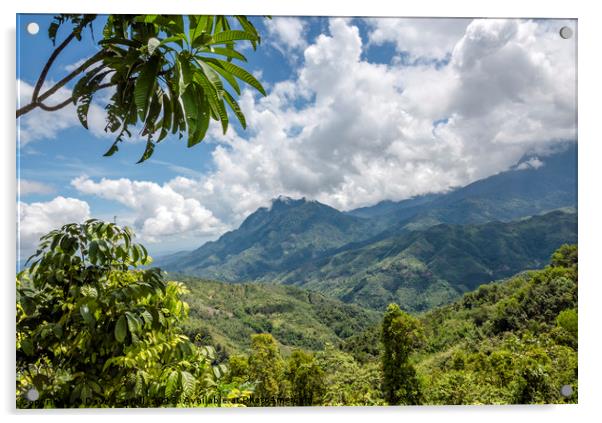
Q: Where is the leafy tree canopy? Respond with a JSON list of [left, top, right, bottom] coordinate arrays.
[[17, 14, 267, 163], [16, 220, 233, 407]]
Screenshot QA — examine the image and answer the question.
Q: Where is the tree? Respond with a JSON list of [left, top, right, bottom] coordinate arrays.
[[225, 354, 250, 387], [247, 334, 284, 404], [17, 14, 266, 162], [316, 343, 383, 406], [284, 349, 324, 406], [16, 220, 223, 408], [381, 303, 423, 405], [551, 244, 578, 269]]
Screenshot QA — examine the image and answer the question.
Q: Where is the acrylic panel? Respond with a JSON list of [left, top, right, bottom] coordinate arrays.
[[16, 14, 577, 408]]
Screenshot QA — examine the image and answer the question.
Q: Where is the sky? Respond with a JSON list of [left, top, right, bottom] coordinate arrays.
[[16, 15, 577, 261]]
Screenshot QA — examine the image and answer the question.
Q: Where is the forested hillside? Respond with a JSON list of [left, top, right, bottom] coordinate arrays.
[[165, 211, 576, 312], [204, 245, 578, 405], [159, 197, 379, 281], [278, 211, 577, 311], [177, 277, 379, 354]]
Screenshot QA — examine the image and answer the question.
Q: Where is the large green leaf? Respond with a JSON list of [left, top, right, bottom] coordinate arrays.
[[165, 370, 180, 398], [134, 56, 160, 121], [114, 315, 127, 342], [208, 30, 258, 45], [204, 59, 241, 95], [207, 47, 247, 62], [204, 58, 266, 95], [223, 90, 246, 129]]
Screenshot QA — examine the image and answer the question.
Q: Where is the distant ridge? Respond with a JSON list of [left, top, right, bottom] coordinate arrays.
[[157, 143, 577, 312]]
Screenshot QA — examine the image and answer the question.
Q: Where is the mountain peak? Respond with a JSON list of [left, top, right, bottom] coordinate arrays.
[[269, 195, 316, 211]]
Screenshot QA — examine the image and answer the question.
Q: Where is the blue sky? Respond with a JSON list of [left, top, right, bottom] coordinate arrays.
[[17, 15, 577, 260]]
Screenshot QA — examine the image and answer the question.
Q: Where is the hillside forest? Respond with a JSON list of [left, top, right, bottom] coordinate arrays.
[[16, 217, 577, 407]]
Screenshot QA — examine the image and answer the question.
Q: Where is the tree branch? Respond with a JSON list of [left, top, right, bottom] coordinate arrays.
[[17, 51, 108, 118], [38, 98, 73, 112], [37, 51, 107, 104], [31, 31, 77, 103]]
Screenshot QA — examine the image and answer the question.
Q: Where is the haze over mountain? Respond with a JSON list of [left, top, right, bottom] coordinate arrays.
[[348, 143, 577, 229], [158, 144, 577, 311]]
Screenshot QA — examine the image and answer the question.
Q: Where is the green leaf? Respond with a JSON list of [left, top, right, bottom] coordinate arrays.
[[204, 59, 241, 95], [80, 304, 95, 325], [193, 65, 229, 134], [177, 55, 194, 94], [208, 30, 258, 46], [20, 338, 34, 356], [180, 371, 196, 397], [208, 47, 247, 62], [20, 295, 36, 316], [204, 58, 266, 95], [165, 370, 179, 398], [223, 90, 246, 129], [80, 285, 98, 298], [125, 312, 142, 334], [115, 315, 127, 342], [103, 141, 120, 157], [75, 70, 111, 129], [134, 56, 160, 121], [136, 140, 155, 164], [181, 84, 210, 147]]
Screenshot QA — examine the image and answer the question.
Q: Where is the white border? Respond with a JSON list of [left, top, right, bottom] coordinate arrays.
[[2, 1, 601, 422]]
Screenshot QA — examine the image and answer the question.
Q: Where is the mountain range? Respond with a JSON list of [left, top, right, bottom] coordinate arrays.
[[158, 143, 577, 311]]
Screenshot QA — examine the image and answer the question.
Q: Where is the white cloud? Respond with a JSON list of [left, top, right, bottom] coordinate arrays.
[[265, 17, 308, 59], [193, 18, 576, 216], [18, 179, 55, 196], [17, 79, 111, 146], [18, 196, 91, 257], [71, 176, 227, 243], [36, 18, 576, 248], [64, 58, 87, 72], [366, 17, 471, 62], [69, 18, 576, 232], [516, 157, 545, 170]]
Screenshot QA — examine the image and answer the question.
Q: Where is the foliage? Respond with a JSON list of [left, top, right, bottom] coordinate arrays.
[[177, 276, 379, 354], [15, 218, 578, 407], [18, 14, 267, 162], [315, 344, 384, 406], [416, 244, 578, 404], [16, 220, 230, 408], [247, 334, 285, 404], [551, 244, 578, 269], [179, 244, 578, 407], [381, 304, 423, 405], [285, 350, 325, 406]]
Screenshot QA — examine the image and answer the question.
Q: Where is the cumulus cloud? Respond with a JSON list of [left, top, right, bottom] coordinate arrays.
[[366, 17, 471, 62], [18, 196, 91, 257], [63, 18, 576, 244], [265, 17, 308, 59], [17, 79, 109, 145], [197, 18, 576, 213], [18, 179, 55, 196], [71, 176, 227, 243]]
